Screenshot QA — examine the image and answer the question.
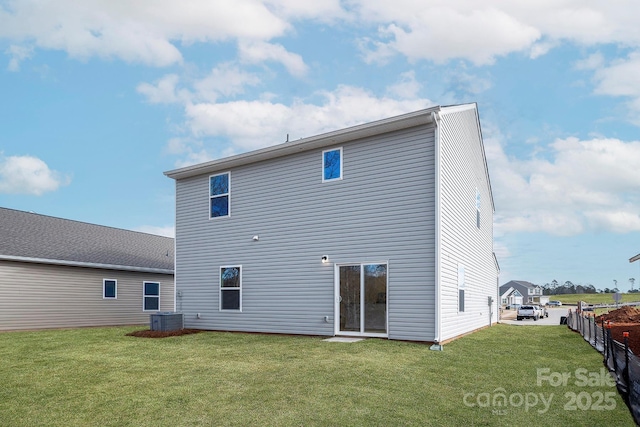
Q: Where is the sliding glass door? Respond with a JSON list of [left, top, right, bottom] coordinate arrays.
[[338, 263, 387, 336]]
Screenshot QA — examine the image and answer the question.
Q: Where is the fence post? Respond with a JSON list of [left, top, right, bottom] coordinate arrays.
[[609, 322, 618, 374], [602, 319, 607, 360], [624, 331, 631, 405]]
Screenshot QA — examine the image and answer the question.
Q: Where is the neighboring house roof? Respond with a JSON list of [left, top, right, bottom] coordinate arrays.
[[630, 254, 640, 263], [500, 280, 540, 291], [500, 287, 523, 298], [0, 207, 174, 274], [163, 103, 495, 212]]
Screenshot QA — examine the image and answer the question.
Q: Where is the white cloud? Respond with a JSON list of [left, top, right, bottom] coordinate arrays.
[[0, 154, 70, 195], [164, 137, 214, 168], [589, 52, 640, 124], [184, 85, 433, 151], [136, 74, 186, 104], [5, 44, 32, 71], [138, 64, 262, 106], [135, 225, 175, 238], [3, 1, 640, 70], [386, 71, 422, 99], [575, 52, 604, 70], [265, 0, 346, 21], [485, 130, 640, 236], [0, 0, 290, 66], [593, 52, 640, 97], [352, 1, 640, 64], [193, 63, 262, 102], [238, 40, 308, 77]]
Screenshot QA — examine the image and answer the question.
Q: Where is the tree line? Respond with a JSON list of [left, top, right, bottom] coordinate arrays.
[[542, 279, 638, 295]]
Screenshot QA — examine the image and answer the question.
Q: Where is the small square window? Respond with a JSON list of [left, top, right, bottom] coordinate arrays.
[[210, 172, 230, 218], [103, 279, 117, 299], [220, 266, 241, 311], [143, 282, 160, 311], [322, 148, 342, 182]]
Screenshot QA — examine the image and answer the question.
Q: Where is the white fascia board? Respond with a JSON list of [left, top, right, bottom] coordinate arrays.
[[500, 287, 515, 298], [164, 107, 439, 180], [0, 255, 174, 275]]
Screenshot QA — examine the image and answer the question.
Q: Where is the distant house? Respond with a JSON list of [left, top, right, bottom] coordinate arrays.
[[165, 103, 499, 345], [0, 207, 174, 331], [500, 286, 523, 307], [499, 280, 548, 306]]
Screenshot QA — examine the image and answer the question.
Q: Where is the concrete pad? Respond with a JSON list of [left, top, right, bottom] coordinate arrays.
[[323, 337, 365, 343]]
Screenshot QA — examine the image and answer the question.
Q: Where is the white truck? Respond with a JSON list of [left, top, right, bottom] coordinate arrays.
[[517, 305, 540, 321]]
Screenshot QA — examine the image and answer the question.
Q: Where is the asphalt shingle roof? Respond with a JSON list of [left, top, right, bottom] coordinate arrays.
[[0, 207, 174, 273]]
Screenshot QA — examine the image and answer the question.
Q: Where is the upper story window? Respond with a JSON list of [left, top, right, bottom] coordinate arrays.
[[475, 188, 481, 229], [210, 172, 230, 218], [322, 147, 342, 182]]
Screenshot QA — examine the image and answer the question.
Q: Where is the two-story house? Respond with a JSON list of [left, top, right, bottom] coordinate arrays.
[[164, 103, 499, 346], [499, 280, 548, 306]]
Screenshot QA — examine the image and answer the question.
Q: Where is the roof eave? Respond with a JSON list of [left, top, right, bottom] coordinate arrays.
[[164, 107, 438, 180], [0, 255, 174, 275]]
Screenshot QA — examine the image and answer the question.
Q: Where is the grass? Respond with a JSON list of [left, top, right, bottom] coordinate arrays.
[[551, 293, 640, 305], [0, 325, 635, 426]]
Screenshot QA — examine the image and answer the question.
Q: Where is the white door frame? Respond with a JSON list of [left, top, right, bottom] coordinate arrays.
[[334, 261, 388, 338]]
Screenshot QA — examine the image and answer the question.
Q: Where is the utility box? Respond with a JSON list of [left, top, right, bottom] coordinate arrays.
[[150, 312, 183, 331]]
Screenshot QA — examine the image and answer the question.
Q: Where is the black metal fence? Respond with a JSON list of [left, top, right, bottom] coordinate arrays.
[[567, 311, 640, 425]]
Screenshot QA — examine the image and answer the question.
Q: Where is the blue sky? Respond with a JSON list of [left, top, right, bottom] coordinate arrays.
[[1, 1, 639, 291]]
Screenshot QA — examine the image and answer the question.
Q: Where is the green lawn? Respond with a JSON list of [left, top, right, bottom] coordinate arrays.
[[0, 325, 635, 426], [551, 293, 640, 305]]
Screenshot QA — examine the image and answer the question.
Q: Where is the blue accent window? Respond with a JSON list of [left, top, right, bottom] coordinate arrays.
[[210, 173, 230, 218], [103, 279, 116, 299], [220, 266, 241, 311], [144, 282, 160, 311], [323, 148, 342, 182]]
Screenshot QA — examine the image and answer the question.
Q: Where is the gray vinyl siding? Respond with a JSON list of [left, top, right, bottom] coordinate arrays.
[[0, 260, 174, 331], [437, 107, 498, 341], [175, 124, 437, 341]]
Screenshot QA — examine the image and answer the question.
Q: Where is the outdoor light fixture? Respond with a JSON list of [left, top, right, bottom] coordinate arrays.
[[321, 255, 329, 263], [252, 235, 259, 241]]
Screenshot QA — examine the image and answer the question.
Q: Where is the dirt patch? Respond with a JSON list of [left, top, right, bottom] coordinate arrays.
[[607, 325, 640, 356], [126, 329, 203, 338], [596, 306, 640, 323], [591, 307, 640, 354]]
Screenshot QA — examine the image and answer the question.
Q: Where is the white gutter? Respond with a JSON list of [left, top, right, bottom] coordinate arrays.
[[431, 110, 443, 350], [0, 255, 174, 275]]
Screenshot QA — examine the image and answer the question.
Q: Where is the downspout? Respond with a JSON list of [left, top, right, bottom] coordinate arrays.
[[173, 180, 178, 314], [430, 110, 443, 351]]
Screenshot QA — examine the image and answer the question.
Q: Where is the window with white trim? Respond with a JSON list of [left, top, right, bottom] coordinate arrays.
[[476, 188, 481, 229], [322, 147, 342, 182], [103, 279, 117, 299], [143, 282, 160, 311], [210, 172, 230, 218], [458, 264, 465, 313], [220, 266, 241, 311]]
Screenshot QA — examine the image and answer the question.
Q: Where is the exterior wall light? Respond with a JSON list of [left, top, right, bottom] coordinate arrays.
[[252, 235, 259, 241], [321, 255, 329, 263]]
